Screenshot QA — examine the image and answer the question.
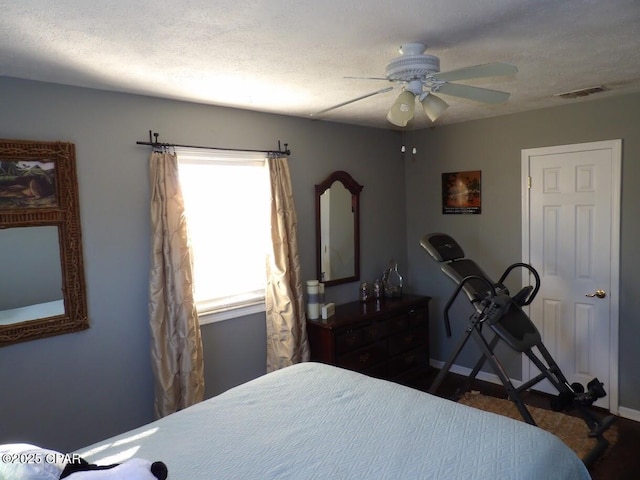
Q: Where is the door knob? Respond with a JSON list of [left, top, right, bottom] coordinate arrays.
[[585, 289, 607, 299]]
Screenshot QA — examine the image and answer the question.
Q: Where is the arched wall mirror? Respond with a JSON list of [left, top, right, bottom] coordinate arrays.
[[315, 171, 363, 287], [0, 139, 88, 347]]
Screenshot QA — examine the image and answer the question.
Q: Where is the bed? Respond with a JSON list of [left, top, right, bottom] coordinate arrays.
[[75, 362, 589, 479]]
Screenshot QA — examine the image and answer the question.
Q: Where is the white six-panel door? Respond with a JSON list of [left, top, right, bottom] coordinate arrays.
[[522, 140, 621, 412]]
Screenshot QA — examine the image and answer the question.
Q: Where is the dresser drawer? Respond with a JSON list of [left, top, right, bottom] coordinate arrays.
[[387, 347, 429, 377], [357, 314, 411, 344], [388, 326, 428, 356], [336, 341, 387, 371], [362, 323, 384, 343], [335, 328, 365, 354], [381, 315, 409, 333], [407, 307, 428, 327]]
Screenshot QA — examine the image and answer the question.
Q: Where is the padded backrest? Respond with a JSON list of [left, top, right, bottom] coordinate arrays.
[[491, 305, 541, 352], [420, 233, 465, 262], [422, 232, 516, 305], [441, 259, 495, 303]]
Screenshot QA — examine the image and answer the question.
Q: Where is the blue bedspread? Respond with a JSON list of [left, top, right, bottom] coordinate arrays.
[[77, 363, 590, 479]]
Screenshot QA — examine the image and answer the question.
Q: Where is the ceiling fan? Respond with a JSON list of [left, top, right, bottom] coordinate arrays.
[[312, 43, 518, 126]]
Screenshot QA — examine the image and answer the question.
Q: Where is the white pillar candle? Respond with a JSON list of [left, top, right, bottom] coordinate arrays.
[[306, 280, 320, 320]]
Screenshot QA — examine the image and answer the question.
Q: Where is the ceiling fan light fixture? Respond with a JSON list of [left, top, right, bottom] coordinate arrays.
[[421, 93, 449, 122], [387, 90, 416, 127], [311, 42, 515, 126]]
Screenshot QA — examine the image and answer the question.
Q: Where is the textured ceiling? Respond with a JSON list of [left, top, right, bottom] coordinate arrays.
[[1, 0, 639, 129]]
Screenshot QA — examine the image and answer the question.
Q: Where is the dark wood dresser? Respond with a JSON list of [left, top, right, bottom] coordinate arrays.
[[306, 294, 431, 384]]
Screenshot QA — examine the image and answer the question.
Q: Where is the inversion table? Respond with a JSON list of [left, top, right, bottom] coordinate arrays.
[[420, 233, 616, 466]]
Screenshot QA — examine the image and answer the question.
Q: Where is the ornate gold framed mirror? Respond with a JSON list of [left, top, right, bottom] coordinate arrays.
[[0, 139, 88, 346], [315, 171, 363, 287]]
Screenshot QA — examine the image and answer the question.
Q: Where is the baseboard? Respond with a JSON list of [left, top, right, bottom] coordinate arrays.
[[429, 359, 640, 423], [429, 359, 523, 389], [618, 406, 640, 423]]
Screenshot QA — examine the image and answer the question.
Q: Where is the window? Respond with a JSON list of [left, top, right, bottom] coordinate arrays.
[[177, 149, 271, 323]]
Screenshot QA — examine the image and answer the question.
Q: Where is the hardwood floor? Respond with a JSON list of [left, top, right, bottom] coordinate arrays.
[[408, 369, 640, 480]]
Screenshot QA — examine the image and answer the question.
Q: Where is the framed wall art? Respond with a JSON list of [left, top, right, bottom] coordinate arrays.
[[0, 139, 88, 346], [0, 159, 58, 209], [442, 170, 481, 214]]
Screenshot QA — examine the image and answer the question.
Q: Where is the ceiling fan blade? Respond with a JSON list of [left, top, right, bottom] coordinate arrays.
[[435, 83, 511, 104], [311, 86, 394, 117], [434, 62, 518, 82], [344, 76, 388, 81]]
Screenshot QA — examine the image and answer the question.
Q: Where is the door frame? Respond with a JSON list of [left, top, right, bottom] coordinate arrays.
[[521, 139, 621, 414]]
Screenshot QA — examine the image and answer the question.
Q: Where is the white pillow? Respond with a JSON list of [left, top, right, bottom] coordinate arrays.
[[0, 443, 65, 480]]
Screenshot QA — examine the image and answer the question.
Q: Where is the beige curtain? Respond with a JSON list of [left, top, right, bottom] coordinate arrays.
[[265, 156, 310, 372], [149, 151, 205, 418]]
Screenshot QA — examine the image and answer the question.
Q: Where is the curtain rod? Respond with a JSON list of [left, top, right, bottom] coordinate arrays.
[[136, 131, 291, 156]]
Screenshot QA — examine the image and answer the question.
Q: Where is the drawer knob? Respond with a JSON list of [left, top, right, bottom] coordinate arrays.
[[359, 353, 370, 364]]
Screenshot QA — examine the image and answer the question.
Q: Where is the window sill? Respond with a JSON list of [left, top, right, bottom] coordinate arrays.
[[197, 301, 266, 326]]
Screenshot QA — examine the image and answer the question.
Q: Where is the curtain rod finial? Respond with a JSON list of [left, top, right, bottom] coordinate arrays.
[[278, 140, 291, 155]]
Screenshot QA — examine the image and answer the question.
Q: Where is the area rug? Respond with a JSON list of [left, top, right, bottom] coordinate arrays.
[[458, 391, 618, 461]]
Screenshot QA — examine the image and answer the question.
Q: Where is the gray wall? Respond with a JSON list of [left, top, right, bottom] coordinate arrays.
[[405, 92, 640, 411], [0, 77, 407, 452]]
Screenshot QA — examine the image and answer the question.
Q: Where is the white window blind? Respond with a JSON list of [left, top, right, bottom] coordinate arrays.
[[176, 149, 271, 321]]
